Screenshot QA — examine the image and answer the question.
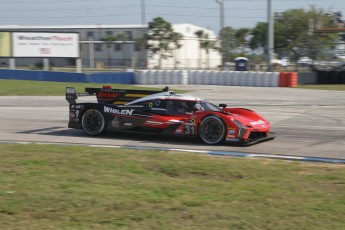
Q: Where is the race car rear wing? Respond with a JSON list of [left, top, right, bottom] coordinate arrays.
[[66, 86, 169, 105]]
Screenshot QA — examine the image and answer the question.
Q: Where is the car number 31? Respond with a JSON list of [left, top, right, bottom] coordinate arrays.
[[184, 125, 195, 135]]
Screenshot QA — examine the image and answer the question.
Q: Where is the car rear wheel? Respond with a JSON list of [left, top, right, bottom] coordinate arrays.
[[81, 109, 105, 136], [199, 115, 226, 145]]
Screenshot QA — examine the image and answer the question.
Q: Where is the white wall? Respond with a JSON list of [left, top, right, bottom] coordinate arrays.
[[148, 24, 221, 69]]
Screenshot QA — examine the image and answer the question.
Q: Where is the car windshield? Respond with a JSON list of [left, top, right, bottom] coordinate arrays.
[[165, 100, 221, 115], [199, 101, 221, 112]]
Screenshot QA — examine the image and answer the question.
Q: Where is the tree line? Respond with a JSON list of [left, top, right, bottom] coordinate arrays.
[[101, 7, 344, 68]]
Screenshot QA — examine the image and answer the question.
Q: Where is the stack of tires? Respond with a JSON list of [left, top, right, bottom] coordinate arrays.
[[279, 72, 298, 87]]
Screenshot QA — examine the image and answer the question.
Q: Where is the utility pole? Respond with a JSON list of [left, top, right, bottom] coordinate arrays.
[[141, 0, 146, 26], [141, 0, 147, 68], [216, 0, 225, 68], [217, 0, 224, 31], [267, 0, 274, 72]]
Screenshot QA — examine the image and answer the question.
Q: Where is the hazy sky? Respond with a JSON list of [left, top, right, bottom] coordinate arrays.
[[1, 0, 344, 32]]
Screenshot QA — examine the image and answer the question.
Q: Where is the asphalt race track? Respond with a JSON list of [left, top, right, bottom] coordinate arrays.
[[1, 85, 344, 160]]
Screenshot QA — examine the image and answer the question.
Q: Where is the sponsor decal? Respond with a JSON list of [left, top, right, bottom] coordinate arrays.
[[70, 105, 83, 109], [100, 88, 126, 93], [250, 119, 266, 126], [228, 128, 236, 135], [175, 129, 183, 134], [226, 137, 240, 142], [104, 106, 134, 115]]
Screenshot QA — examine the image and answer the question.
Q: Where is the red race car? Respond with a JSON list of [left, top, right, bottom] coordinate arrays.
[[66, 86, 274, 145]]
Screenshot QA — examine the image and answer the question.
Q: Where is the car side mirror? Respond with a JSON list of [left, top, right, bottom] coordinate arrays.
[[219, 103, 227, 108]]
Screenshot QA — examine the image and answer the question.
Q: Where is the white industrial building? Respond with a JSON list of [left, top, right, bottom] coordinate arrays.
[[0, 24, 221, 70]]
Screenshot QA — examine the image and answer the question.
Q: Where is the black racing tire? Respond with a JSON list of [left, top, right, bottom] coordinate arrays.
[[81, 109, 106, 136], [198, 115, 226, 145]]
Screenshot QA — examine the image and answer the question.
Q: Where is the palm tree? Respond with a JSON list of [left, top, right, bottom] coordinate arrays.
[[200, 33, 216, 69], [101, 35, 117, 67], [195, 30, 205, 68], [234, 28, 250, 53], [146, 17, 183, 69], [170, 32, 183, 69], [195, 31, 217, 69]]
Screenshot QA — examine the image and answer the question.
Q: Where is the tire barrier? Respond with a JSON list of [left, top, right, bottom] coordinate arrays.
[[134, 70, 189, 85], [139, 70, 281, 87], [279, 72, 298, 87], [316, 70, 345, 84], [0, 69, 299, 87]]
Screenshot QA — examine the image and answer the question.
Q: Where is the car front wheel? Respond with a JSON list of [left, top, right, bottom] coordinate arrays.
[[199, 115, 226, 145], [81, 109, 105, 136]]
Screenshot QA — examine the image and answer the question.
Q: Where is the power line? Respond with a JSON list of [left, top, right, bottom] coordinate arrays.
[[0, 12, 267, 20], [0, 13, 139, 19], [0, 5, 139, 12], [147, 13, 265, 19], [1, 0, 96, 3], [1, 4, 336, 12]]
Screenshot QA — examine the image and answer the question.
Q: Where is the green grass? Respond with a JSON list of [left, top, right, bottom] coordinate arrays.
[[0, 80, 164, 96], [298, 84, 345, 91], [0, 144, 344, 229]]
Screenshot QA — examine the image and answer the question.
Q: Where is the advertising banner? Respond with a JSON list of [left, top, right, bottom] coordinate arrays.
[[0, 32, 11, 57], [12, 32, 79, 58]]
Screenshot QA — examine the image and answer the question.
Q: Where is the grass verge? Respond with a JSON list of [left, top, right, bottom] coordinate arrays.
[[0, 144, 344, 229], [0, 80, 163, 96], [298, 84, 345, 91]]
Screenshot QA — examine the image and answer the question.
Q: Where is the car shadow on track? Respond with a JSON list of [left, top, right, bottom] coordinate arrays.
[[17, 126, 248, 148]]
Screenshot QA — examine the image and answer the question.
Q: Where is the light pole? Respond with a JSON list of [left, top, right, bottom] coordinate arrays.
[[267, 0, 274, 72], [141, 0, 147, 68], [141, 0, 146, 26], [216, 0, 225, 68], [216, 0, 224, 31]]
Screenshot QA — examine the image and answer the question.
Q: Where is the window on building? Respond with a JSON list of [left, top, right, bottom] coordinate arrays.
[[126, 31, 133, 40], [134, 43, 141, 52], [106, 31, 113, 36], [87, 31, 94, 38], [114, 43, 122, 52], [95, 43, 102, 52]]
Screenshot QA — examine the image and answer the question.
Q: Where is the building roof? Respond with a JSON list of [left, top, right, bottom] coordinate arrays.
[[0, 24, 147, 30]]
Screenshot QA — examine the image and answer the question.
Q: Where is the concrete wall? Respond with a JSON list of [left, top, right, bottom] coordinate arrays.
[[0, 69, 135, 84]]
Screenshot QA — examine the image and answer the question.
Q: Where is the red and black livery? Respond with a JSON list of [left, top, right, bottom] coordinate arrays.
[[66, 86, 275, 145]]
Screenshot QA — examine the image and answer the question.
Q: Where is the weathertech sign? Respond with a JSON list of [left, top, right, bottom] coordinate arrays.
[[12, 32, 79, 58]]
